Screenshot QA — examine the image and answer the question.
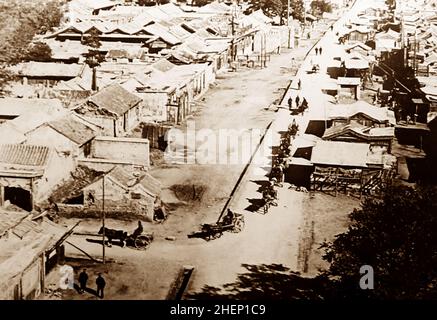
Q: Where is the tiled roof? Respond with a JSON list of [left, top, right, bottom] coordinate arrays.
[[48, 115, 97, 146], [151, 58, 176, 73], [48, 165, 105, 203], [138, 172, 162, 196], [88, 83, 142, 116], [311, 141, 371, 168], [12, 62, 85, 78], [0, 144, 49, 167], [107, 166, 134, 190], [0, 98, 63, 117], [108, 166, 161, 196], [0, 210, 28, 237]]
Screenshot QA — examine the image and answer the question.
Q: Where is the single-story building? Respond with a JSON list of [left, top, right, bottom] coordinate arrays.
[[337, 76, 361, 99], [50, 165, 161, 221], [322, 122, 395, 152], [0, 98, 64, 124], [10, 62, 90, 87], [25, 113, 98, 158], [0, 209, 76, 300], [74, 83, 142, 137], [0, 144, 74, 210]]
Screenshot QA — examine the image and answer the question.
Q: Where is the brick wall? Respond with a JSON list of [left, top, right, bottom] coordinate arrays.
[[91, 136, 150, 167]]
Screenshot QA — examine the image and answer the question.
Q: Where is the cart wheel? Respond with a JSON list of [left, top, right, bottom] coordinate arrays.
[[134, 237, 150, 250], [263, 203, 269, 215], [211, 231, 222, 240], [231, 217, 245, 233]]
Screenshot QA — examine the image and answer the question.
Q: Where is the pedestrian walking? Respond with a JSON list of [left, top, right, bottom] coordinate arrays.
[[78, 269, 88, 293], [298, 79, 301, 90], [295, 95, 300, 108], [319, 47, 323, 55], [277, 163, 285, 186], [315, 47, 319, 55], [96, 273, 106, 299], [287, 96, 293, 110]]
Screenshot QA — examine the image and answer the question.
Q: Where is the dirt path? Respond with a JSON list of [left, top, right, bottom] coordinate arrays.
[[150, 40, 320, 240], [53, 20, 343, 300]]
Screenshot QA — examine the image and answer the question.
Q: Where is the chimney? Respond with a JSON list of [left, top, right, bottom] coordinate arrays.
[[92, 67, 97, 91]]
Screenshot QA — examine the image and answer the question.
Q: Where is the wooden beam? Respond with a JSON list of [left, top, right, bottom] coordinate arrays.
[[65, 240, 100, 263]]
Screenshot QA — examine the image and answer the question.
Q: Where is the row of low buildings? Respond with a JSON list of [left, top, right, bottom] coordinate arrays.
[[283, 0, 405, 195], [0, 1, 296, 216], [0, 2, 296, 298], [7, 1, 293, 125]]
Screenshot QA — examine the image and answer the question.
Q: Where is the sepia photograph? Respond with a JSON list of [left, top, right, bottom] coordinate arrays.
[[0, 0, 436, 307]]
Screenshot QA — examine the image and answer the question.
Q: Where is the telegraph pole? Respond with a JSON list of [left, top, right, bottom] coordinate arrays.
[[287, 0, 290, 27], [102, 175, 106, 264], [413, 28, 417, 75], [231, 1, 237, 62], [287, 0, 291, 48]]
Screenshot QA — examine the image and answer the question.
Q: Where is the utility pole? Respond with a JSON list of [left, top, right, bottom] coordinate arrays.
[[263, 33, 267, 67], [231, 13, 235, 62], [102, 175, 105, 264], [401, 13, 407, 68], [287, 0, 291, 48], [303, 0, 307, 34], [287, 0, 290, 27], [413, 28, 417, 75]]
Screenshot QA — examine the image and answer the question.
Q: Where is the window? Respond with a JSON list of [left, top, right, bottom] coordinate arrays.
[[131, 192, 141, 199], [83, 142, 91, 157]]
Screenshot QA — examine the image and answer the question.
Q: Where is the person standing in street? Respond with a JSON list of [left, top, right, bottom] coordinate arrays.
[[298, 79, 301, 90], [319, 47, 323, 55], [78, 269, 88, 293], [288, 96, 293, 110], [315, 47, 319, 55], [295, 95, 300, 108], [96, 273, 106, 299]]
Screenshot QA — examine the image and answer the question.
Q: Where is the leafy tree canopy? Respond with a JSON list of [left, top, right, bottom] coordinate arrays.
[[24, 42, 52, 62], [322, 185, 437, 299], [84, 49, 105, 68], [245, 0, 305, 24], [310, 0, 332, 18], [81, 28, 102, 49]]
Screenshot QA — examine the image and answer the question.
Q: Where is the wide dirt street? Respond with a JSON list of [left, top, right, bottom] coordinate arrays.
[[54, 22, 336, 300]]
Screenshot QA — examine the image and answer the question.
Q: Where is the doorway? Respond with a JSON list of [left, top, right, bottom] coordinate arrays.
[[4, 187, 32, 211]]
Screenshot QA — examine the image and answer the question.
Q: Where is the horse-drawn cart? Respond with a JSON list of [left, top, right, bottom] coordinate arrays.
[[188, 212, 245, 241], [97, 226, 154, 250], [125, 233, 154, 250]]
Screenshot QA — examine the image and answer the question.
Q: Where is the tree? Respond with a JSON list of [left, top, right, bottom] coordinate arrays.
[[24, 42, 52, 62], [84, 49, 105, 68], [310, 0, 332, 18], [245, 0, 305, 25], [192, 0, 210, 6], [290, 0, 305, 22], [322, 185, 437, 299], [0, 0, 64, 65], [0, 67, 15, 95], [81, 28, 102, 49]]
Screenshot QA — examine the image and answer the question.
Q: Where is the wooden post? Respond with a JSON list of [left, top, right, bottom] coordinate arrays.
[[102, 176, 105, 264], [0, 185, 4, 207]]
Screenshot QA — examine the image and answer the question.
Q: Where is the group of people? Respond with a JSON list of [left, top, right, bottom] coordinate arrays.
[[287, 95, 308, 114], [78, 269, 106, 299], [262, 119, 300, 210], [315, 46, 323, 55]]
